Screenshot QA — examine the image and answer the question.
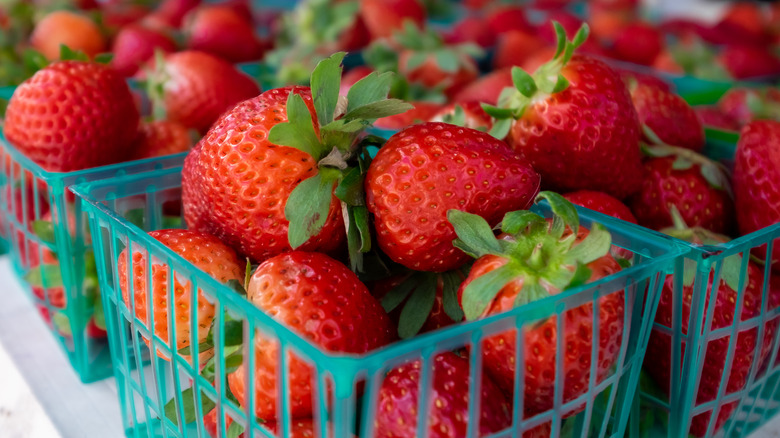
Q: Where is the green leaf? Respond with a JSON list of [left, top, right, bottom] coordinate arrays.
[[93, 294, 106, 331], [551, 75, 570, 94], [448, 210, 502, 259], [642, 124, 666, 146], [571, 23, 590, 50], [59, 45, 89, 62], [398, 274, 437, 338], [441, 271, 464, 322], [311, 52, 346, 127], [566, 263, 592, 289], [462, 264, 517, 321], [268, 93, 322, 160], [488, 117, 512, 140], [227, 422, 244, 438], [353, 205, 371, 252], [501, 210, 545, 235], [94, 53, 114, 64], [343, 99, 414, 121], [163, 388, 216, 426], [535, 191, 579, 234], [513, 281, 550, 307], [244, 259, 252, 291], [481, 104, 514, 119], [552, 22, 567, 58], [682, 258, 697, 287], [564, 223, 612, 265], [226, 279, 247, 297], [32, 220, 56, 244], [346, 71, 396, 114], [285, 173, 335, 249], [381, 274, 420, 312], [24, 265, 63, 289], [22, 49, 48, 71], [671, 157, 694, 170], [406, 51, 429, 71], [511, 67, 537, 98], [434, 50, 459, 73], [616, 257, 632, 269], [720, 254, 743, 292], [335, 166, 365, 206]]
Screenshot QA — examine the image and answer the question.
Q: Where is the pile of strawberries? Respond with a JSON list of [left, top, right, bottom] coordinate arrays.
[[1, 0, 780, 437]]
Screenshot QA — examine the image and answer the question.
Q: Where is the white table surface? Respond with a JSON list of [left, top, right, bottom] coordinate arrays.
[[2, 253, 780, 438]]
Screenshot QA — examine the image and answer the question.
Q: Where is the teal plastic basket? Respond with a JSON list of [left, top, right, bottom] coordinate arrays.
[[74, 167, 683, 438], [0, 137, 186, 383]]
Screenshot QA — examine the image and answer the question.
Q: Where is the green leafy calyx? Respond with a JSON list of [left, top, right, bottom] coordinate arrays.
[[449, 191, 613, 321], [643, 143, 733, 197]]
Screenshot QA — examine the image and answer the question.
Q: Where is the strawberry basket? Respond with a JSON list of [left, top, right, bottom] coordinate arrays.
[[0, 137, 186, 383], [73, 166, 683, 438]]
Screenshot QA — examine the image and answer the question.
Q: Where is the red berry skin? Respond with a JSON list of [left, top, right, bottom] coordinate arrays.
[[366, 122, 541, 272], [374, 101, 443, 131], [360, 0, 425, 40], [86, 319, 107, 339], [486, 6, 533, 36], [718, 45, 780, 80], [118, 229, 243, 360], [445, 16, 495, 48], [185, 5, 264, 63], [4, 61, 140, 172], [612, 22, 663, 66], [563, 190, 637, 223], [111, 24, 177, 77], [695, 107, 740, 132], [158, 51, 260, 134], [204, 409, 331, 438], [131, 120, 194, 160], [459, 229, 624, 417], [618, 69, 673, 94], [453, 68, 512, 105], [493, 30, 548, 70], [630, 83, 705, 152], [154, 0, 201, 27], [734, 121, 780, 269], [374, 352, 512, 438], [398, 51, 478, 99], [506, 55, 643, 200], [645, 263, 778, 437], [719, 87, 780, 128], [183, 86, 345, 263], [629, 156, 733, 233], [227, 252, 395, 421]]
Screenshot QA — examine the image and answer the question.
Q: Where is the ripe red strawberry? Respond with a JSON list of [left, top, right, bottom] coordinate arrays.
[[629, 146, 733, 233], [4, 61, 140, 172], [490, 24, 643, 200], [366, 122, 541, 272], [646, 225, 780, 437], [374, 352, 513, 438], [564, 190, 637, 223], [450, 192, 624, 417], [453, 68, 512, 105], [718, 87, 780, 127], [445, 16, 495, 48], [588, 4, 633, 42], [30, 11, 107, 61], [227, 251, 395, 421], [712, 3, 771, 46], [734, 121, 780, 269], [617, 69, 673, 94], [111, 24, 177, 77], [430, 101, 492, 131], [131, 120, 194, 160], [630, 82, 705, 152], [486, 5, 533, 36], [695, 107, 741, 132], [360, 0, 425, 40], [184, 5, 264, 63], [373, 101, 443, 130], [717, 45, 780, 80], [493, 30, 548, 70], [117, 229, 244, 359], [612, 22, 663, 66], [652, 49, 685, 75], [184, 53, 411, 264], [86, 318, 107, 339], [148, 50, 260, 134], [204, 410, 336, 438], [153, 0, 201, 27]]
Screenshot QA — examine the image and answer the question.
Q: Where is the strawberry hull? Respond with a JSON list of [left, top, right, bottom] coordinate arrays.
[[0, 137, 185, 383], [73, 167, 681, 438]]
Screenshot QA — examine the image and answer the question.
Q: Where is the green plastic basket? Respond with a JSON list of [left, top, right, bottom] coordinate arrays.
[[0, 137, 186, 383], [74, 167, 683, 438]]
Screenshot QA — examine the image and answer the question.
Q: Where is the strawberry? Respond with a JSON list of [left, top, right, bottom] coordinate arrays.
[[4, 60, 140, 172], [366, 122, 540, 272], [629, 145, 733, 234], [718, 87, 780, 127], [734, 121, 780, 269], [86, 318, 107, 339], [117, 229, 244, 360], [183, 53, 410, 266], [712, 3, 771, 46], [227, 251, 395, 421], [111, 24, 177, 77], [445, 16, 495, 48], [694, 106, 740, 132], [646, 223, 780, 437], [449, 192, 624, 417], [563, 190, 637, 224], [374, 352, 513, 437], [30, 11, 107, 61], [431, 101, 492, 131], [393, 23, 481, 98], [489, 24, 643, 200], [204, 410, 336, 438], [131, 120, 194, 160], [485, 5, 533, 36], [360, 0, 425, 40], [652, 49, 685, 75], [373, 101, 443, 130], [184, 5, 264, 63], [630, 82, 705, 152], [618, 69, 673, 94], [612, 21, 663, 66], [717, 45, 780, 80], [453, 68, 512, 105], [153, 0, 201, 27], [588, 4, 633, 42], [147, 50, 260, 134], [493, 30, 548, 70]]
